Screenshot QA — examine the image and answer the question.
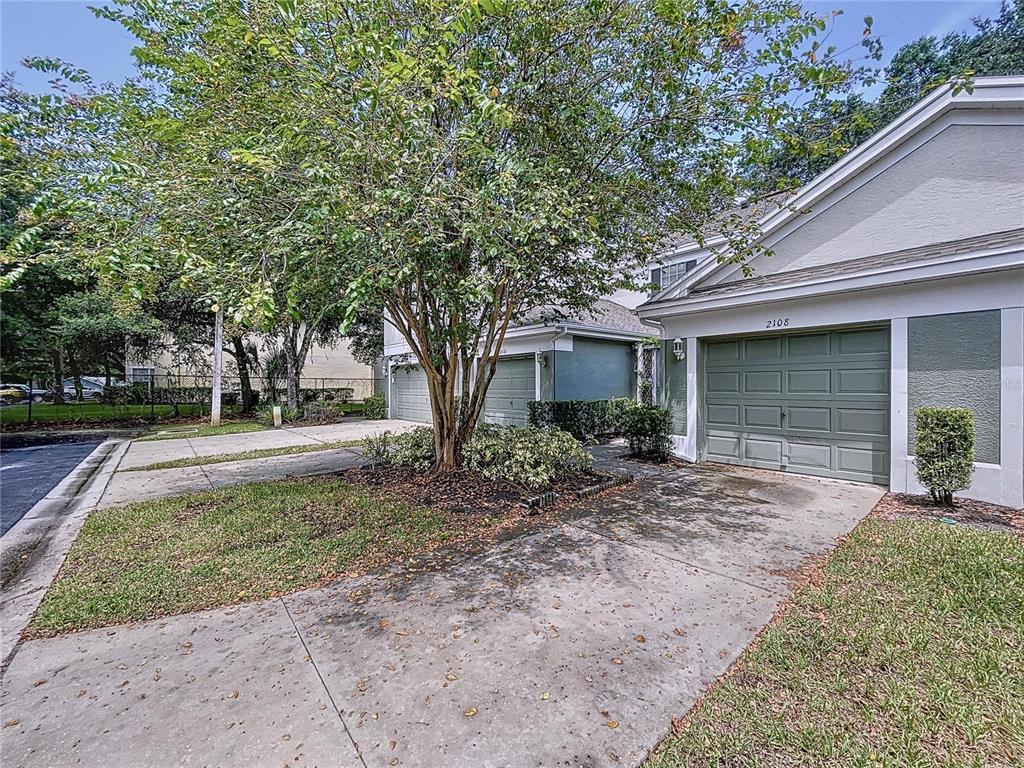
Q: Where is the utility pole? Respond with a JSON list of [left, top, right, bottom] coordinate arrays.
[[211, 308, 223, 427]]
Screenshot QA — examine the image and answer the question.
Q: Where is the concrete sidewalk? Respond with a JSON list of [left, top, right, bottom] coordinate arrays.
[[101, 419, 420, 508], [0, 464, 883, 768]]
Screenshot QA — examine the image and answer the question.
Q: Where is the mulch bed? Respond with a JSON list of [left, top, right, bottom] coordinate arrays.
[[873, 492, 1023, 535], [342, 464, 615, 516]]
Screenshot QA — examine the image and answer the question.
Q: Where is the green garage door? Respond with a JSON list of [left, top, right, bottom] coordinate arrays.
[[703, 325, 890, 484], [391, 364, 432, 423], [483, 356, 536, 426]]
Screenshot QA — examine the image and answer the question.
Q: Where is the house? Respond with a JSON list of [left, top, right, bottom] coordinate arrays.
[[126, 337, 378, 401], [638, 76, 1024, 508], [383, 299, 654, 425]]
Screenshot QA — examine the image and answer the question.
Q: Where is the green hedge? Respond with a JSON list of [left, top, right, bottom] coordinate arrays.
[[527, 397, 634, 440], [915, 407, 975, 506], [364, 395, 387, 420], [622, 404, 671, 461]]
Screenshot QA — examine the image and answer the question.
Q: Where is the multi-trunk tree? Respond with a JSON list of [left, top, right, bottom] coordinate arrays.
[[15, 0, 869, 469]]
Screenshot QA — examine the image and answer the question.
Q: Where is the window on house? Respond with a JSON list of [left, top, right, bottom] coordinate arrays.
[[131, 367, 155, 384], [650, 259, 698, 292]]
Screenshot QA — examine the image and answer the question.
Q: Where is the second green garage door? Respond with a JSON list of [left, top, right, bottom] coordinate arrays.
[[483, 356, 536, 426], [703, 325, 890, 484]]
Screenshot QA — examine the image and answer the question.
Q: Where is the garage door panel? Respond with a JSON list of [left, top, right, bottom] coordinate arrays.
[[744, 371, 782, 393], [707, 371, 741, 393], [744, 405, 782, 429], [706, 433, 741, 459], [836, 408, 888, 437], [744, 336, 782, 360], [391, 365, 432, 423], [703, 325, 889, 485], [706, 403, 740, 427], [706, 341, 741, 363], [788, 333, 830, 357], [836, 327, 889, 355], [787, 442, 832, 471], [788, 369, 831, 394], [837, 368, 889, 395], [744, 437, 783, 463], [787, 406, 831, 432], [483, 357, 535, 427], [837, 445, 888, 476]]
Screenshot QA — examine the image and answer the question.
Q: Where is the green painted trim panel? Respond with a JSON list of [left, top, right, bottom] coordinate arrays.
[[908, 310, 1000, 463], [553, 338, 634, 401], [662, 340, 687, 435]]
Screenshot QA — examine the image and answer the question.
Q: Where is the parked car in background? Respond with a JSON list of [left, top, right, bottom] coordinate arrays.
[[62, 376, 127, 401], [0, 384, 52, 404]]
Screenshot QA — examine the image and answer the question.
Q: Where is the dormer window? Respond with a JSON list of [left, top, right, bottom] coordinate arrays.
[[651, 259, 697, 293]]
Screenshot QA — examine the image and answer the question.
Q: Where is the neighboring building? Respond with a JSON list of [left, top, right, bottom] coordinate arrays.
[[383, 299, 654, 425], [126, 337, 377, 400], [638, 76, 1024, 508]]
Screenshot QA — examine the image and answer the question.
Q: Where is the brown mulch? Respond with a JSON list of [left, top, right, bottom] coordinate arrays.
[[342, 464, 614, 516], [873, 492, 1023, 535]]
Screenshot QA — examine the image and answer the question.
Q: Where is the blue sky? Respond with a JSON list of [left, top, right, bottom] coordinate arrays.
[[1, 0, 1007, 94]]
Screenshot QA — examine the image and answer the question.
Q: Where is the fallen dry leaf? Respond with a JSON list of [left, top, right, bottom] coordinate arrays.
[[634, 635, 646, 643], [540, 692, 550, 701], [463, 707, 477, 718], [611, 658, 623, 665], [607, 720, 620, 729], [226, 690, 239, 699]]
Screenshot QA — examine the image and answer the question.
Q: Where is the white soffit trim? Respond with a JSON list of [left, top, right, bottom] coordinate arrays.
[[639, 246, 1024, 318], [642, 76, 1024, 303]]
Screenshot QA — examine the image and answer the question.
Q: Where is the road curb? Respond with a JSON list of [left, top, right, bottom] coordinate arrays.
[[0, 437, 129, 675]]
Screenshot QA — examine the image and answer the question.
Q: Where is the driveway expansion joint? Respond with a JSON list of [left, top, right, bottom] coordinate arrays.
[[280, 596, 369, 768]]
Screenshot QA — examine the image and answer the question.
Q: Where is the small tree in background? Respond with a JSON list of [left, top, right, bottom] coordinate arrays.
[[914, 407, 976, 506]]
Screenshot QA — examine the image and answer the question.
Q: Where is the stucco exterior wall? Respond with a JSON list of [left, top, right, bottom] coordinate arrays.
[[722, 121, 1024, 282], [661, 340, 687, 435], [908, 310, 1001, 464], [553, 338, 634, 400]]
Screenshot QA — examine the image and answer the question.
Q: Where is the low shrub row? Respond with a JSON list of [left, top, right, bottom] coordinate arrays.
[[368, 424, 593, 489], [529, 397, 670, 461], [527, 397, 634, 440]]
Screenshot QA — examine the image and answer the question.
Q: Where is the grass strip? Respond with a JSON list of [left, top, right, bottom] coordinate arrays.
[[125, 439, 361, 470], [32, 476, 496, 635], [646, 516, 1024, 768], [135, 420, 267, 441]]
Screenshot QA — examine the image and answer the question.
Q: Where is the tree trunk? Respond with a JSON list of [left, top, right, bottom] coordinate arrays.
[[51, 348, 65, 404], [230, 335, 256, 413]]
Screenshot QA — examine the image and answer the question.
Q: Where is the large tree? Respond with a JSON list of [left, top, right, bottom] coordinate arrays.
[[753, 0, 1024, 190], [24, 0, 868, 467]]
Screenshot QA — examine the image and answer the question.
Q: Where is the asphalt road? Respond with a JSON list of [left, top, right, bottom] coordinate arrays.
[[0, 434, 104, 536]]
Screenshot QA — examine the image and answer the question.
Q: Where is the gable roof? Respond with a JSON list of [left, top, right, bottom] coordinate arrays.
[[686, 228, 1024, 300], [640, 75, 1024, 309], [521, 298, 649, 335]]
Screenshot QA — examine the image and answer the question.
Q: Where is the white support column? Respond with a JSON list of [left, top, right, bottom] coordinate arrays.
[[889, 318, 909, 493], [534, 352, 542, 401], [682, 336, 699, 462], [386, 358, 393, 419], [1000, 307, 1024, 508]]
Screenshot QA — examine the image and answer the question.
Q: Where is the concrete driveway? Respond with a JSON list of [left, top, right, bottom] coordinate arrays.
[[0, 463, 882, 768]]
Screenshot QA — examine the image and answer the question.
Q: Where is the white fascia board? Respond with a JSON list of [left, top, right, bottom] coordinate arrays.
[[639, 247, 1024, 319]]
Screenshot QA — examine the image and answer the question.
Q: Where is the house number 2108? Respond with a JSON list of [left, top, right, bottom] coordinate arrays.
[[765, 317, 790, 329]]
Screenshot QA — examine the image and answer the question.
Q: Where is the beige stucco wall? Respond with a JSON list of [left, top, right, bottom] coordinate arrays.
[[721, 120, 1024, 282]]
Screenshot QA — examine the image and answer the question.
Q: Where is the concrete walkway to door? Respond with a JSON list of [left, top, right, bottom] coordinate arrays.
[[0, 462, 882, 768]]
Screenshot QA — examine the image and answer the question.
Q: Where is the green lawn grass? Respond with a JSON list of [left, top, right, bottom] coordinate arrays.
[[0, 402, 241, 427], [32, 476, 494, 635], [135, 419, 267, 441], [125, 438, 361, 470], [646, 517, 1024, 768]]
